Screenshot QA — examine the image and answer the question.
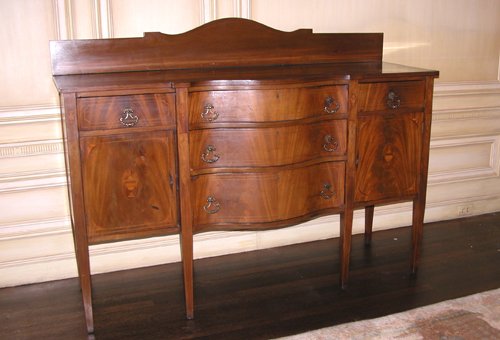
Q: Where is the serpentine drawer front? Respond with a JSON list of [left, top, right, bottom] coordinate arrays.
[[188, 85, 348, 126], [50, 18, 438, 334], [189, 121, 347, 170], [191, 162, 345, 231]]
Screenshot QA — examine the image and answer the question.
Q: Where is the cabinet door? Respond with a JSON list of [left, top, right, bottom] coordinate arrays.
[[80, 131, 178, 243], [355, 112, 423, 203]]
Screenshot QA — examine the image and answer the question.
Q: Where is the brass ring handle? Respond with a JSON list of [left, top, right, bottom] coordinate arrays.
[[386, 90, 401, 109], [119, 108, 139, 127], [201, 145, 220, 163], [323, 135, 339, 152], [324, 96, 340, 114], [201, 104, 219, 122], [320, 183, 335, 199], [203, 196, 220, 214]]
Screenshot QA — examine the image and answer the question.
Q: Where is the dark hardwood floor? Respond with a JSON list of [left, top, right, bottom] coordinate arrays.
[[1, 212, 499, 339]]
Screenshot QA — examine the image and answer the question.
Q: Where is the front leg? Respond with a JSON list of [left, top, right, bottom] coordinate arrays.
[[339, 208, 354, 289], [364, 205, 375, 246], [410, 197, 425, 275]]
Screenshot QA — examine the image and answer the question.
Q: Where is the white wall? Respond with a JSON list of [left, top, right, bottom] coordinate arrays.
[[1, 0, 499, 287]]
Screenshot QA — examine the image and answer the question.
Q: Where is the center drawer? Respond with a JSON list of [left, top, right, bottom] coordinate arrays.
[[78, 93, 176, 131], [189, 120, 347, 171], [191, 161, 345, 231], [189, 85, 347, 126]]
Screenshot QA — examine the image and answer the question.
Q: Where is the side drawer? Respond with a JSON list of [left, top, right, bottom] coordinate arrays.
[[189, 85, 348, 126], [189, 120, 347, 171], [191, 162, 345, 230], [78, 93, 176, 130], [358, 80, 425, 112]]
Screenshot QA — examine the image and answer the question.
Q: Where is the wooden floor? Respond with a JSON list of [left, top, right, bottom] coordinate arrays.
[[1, 212, 499, 339]]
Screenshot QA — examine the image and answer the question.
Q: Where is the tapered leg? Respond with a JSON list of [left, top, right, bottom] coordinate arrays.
[[176, 86, 195, 319], [73, 236, 94, 334], [410, 197, 425, 275], [61, 92, 94, 333], [410, 75, 433, 276], [339, 208, 354, 289], [80, 272, 94, 334], [364, 205, 375, 246], [181, 230, 194, 319]]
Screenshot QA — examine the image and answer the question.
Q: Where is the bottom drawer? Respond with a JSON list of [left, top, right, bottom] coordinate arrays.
[[191, 162, 345, 231]]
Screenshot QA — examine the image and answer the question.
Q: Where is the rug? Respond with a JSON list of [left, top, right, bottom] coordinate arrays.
[[278, 288, 500, 339]]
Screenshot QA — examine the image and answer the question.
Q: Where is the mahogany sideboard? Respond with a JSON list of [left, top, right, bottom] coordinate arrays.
[[50, 18, 438, 334]]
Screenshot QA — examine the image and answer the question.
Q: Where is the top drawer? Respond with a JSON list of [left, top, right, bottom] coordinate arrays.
[[78, 94, 175, 131], [189, 85, 347, 126], [358, 81, 425, 112]]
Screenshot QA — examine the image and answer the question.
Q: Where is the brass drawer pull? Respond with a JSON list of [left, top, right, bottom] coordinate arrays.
[[323, 135, 339, 152], [201, 104, 219, 122], [204, 196, 220, 214], [320, 183, 335, 199], [324, 96, 340, 114], [386, 90, 401, 109], [201, 145, 220, 163], [119, 108, 139, 127]]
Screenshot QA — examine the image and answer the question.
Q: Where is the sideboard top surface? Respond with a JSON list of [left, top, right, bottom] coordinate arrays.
[[53, 62, 438, 93]]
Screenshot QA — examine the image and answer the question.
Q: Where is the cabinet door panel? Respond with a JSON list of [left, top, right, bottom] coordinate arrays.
[[355, 112, 423, 202], [191, 162, 344, 230], [80, 131, 178, 243]]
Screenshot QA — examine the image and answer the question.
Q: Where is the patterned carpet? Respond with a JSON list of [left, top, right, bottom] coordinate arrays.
[[279, 288, 500, 339]]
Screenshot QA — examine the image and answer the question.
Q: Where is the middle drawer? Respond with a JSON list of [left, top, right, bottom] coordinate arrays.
[[189, 120, 347, 171]]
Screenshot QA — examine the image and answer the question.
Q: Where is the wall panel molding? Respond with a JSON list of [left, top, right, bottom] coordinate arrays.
[[233, 0, 251, 18], [433, 81, 500, 114], [202, 0, 217, 23], [429, 135, 500, 184], [0, 217, 70, 241], [0, 106, 65, 190], [0, 174, 66, 194], [95, 0, 113, 38], [53, 0, 73, 39], [0, 105, 61, 124], [0, 140, 63, 159], [432, 107, 500, 123]]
